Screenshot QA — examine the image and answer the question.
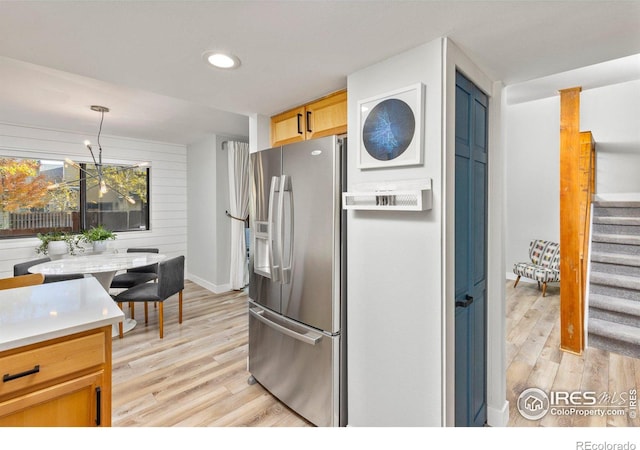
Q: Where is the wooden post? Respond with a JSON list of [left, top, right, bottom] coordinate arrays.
[[559, 87, 583, 354]]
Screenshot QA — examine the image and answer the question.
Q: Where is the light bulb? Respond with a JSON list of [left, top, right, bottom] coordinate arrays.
[[203, 51, 240, 69], [126, 196, 136, 205], [100, 180, 108, 194]]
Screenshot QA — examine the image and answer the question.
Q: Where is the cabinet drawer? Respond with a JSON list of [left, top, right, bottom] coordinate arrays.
[[0, 333, 105, 398]]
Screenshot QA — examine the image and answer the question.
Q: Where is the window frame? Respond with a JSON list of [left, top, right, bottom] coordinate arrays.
[[0, 156, 151, 239]]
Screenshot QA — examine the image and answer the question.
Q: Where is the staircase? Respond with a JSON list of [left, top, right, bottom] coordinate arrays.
[[587, 200, 640, 359]]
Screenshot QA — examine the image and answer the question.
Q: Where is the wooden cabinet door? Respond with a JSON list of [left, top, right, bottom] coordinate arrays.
[[271, 106, 306, 146], [305, 90, 347, 140], [0, 372, 106, 427]]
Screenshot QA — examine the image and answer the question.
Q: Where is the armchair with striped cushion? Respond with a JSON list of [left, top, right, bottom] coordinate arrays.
[[513, 239, 560, 297]]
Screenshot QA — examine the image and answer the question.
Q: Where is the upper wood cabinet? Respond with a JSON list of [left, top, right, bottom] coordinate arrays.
[[271, 90, 347, 146]]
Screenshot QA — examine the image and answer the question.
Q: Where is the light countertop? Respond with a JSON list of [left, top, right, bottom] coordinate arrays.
[[0, 277, 124, 352]]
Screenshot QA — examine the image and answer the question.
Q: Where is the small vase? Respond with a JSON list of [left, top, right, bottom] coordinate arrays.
[[48, 241, 68, 260], [93, 240, 108, 254]]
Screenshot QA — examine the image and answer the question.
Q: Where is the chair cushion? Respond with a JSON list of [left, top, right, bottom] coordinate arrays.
[[114, 282, 162, 302], [529, 240, 560, 270], [110, 272, 158, 289], [513, 262, 560, 283], [14, 257, 50, 276], [126, 248, 159, 274], [43, 274, 86, 284], [14, 258, 84, 284], [113, 255, 185, 303]]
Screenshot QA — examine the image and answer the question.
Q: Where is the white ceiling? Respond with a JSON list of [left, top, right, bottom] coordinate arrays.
[[0, 1, 639, 145]]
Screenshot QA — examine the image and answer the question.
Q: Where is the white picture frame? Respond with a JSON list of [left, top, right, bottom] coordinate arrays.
[[357, 82, 425, 169]]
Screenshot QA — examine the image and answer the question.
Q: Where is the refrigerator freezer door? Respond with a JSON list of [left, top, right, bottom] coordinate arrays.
[[249, 147, 282, 314], [248, 302, 340, 427], [281, 136, 342, 333]]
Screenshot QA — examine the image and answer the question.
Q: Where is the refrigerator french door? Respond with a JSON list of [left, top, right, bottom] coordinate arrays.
[[248, 135, 346, 427]]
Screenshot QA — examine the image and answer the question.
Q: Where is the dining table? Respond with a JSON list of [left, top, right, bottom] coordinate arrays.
[[28, 251, 166, 337]]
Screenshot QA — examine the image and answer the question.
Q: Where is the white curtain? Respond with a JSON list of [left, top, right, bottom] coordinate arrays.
[[227, 141, 250, 290]]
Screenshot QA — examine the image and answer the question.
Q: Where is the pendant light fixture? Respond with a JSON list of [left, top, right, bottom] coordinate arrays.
[[48, 105, 149, 205]]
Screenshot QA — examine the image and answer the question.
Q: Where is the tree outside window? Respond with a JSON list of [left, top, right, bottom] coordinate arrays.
[[0, 157, 149, 238]]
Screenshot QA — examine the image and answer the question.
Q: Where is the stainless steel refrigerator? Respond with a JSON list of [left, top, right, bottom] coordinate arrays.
[[248, 135, 346, 427]]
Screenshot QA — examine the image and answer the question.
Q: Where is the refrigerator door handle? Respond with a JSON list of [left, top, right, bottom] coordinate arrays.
[[268, 175, 280, 282], [250, 307, 322, 346], [278, 174, 294, 284]]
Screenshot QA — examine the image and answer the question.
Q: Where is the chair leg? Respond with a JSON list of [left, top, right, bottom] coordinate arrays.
[[537, 281, 541, 290], [144, 302, 148, 324], [179, 290, 183, 324], [159, 301, 164, 339], [129, 302, 135, 320], [513, 275, 521, 288], [542, 282, 548, 297], [117, 302, 124, 339]]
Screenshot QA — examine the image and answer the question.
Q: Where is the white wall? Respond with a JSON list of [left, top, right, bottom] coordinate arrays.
[[582, 79, 640, 194], [0, 122, 187, 278], [186, 134, 220, 290], [186, 134, 233, 292], [346, 37, 507, 427], [505, 78, 640, 273], [346, 39, 444, 426], [504, 96, 560, 275], [187, 134, 247, 292]]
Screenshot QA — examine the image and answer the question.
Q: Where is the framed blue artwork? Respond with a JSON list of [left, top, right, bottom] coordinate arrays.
[[357, 83, 424, 169]]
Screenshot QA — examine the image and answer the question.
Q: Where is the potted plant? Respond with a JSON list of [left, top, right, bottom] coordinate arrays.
[[81, 225, 117, 253], [35, 230, 79, 259]]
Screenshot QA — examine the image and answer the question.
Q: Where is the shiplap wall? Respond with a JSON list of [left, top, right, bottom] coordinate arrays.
[[0, 122, 187, 278]]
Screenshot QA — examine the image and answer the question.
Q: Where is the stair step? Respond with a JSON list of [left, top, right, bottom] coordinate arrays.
[[588, 318, 640, 358], [593, 216, 640, 226], [591, 283, 640, 302], [592, 233, 640, 246], [591, 261, 640, 277], [593, 223, 640, 235], [592, 200, 640, 208], [589, 318, 640, 342], [589, 293, 640, 316], [591, 252, 640, 267], [592, 241, 640, 256], [593, 206, 640, 218], [590, 272, 640, 291]]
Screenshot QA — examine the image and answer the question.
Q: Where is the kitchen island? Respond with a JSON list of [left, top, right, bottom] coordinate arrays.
[[0, 277, 124, 426]]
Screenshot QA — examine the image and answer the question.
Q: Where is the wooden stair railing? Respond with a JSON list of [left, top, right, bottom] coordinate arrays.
[[559, 86, 596, 355], [579, 131, 596, 329]]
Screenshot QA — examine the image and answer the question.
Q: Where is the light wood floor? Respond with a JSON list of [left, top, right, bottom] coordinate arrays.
[[506, 280, 640, 427], [111, 281, 311, 427], [112, 279, 639, 427]]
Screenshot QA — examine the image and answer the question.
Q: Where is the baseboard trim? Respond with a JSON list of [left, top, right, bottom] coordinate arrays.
[[186, 273, 232, 294], [487, 400, 509, 427]]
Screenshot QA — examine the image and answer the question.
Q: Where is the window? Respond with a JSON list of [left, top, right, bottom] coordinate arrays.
[[0, 157, 149, 238]]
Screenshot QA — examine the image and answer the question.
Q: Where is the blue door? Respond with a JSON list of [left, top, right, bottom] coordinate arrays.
[[455, 71, 488, 427]]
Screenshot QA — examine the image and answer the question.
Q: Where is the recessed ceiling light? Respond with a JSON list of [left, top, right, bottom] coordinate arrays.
[[203, 51, 241, 69]]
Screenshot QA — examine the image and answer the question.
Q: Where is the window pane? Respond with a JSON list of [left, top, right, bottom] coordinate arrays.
[[0, 158, 80, 237], [1, 157, 149, 238], [84, 164, 149, 232]]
